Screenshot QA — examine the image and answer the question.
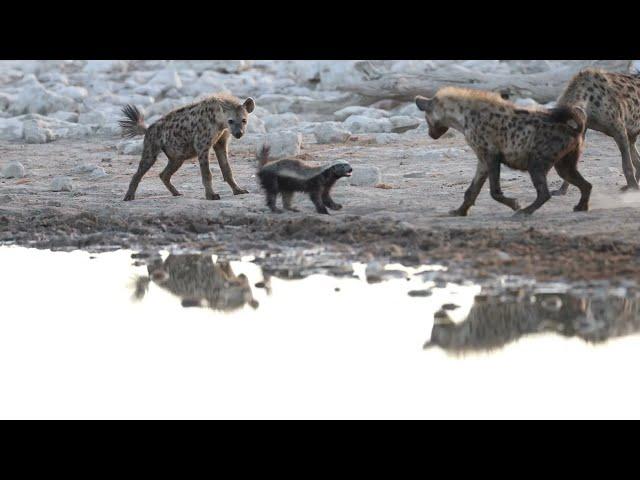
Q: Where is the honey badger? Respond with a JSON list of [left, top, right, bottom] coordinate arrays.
[[256, 147, 352, 214], [119, 93, 255, 201], [416, 86, 589, 216]]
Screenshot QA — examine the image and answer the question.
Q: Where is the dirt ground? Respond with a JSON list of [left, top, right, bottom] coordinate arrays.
[[3, 129, 640, 282]]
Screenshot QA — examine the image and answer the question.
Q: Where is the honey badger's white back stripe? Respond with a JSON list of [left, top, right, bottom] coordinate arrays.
[[262, 159, 351, 181]]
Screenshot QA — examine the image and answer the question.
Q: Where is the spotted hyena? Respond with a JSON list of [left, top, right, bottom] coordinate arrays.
[[552, 68, 640, 195], [415, 87, 589, 216], [119, 93, 255, 201]]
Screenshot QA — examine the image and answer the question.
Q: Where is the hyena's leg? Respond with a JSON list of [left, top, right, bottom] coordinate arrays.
[[628, 134, 640, 182], [159, 155, 185, 197], [124, 136, 161, 201], [321, 186, 342, 210], [614, 129, 640, 191], [515, 160, 553, 216], [194, 135, 219, 200], [310, 189, 329, 214], [213, 131, 248, 195], [488, 154, 520, 211], [282, 191, 299, 212], [450, 160, 489, 216], [554, 148, 592, 212], [552, 129, 586, 196]]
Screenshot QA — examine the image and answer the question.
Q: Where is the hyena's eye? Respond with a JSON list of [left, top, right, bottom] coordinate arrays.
[[242, 119, 247, 124], [228, 119, 234, 125]]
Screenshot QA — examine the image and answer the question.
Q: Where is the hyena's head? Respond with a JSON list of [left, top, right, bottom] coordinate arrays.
[[415, 95, 450, 139], [225, 97, 255, 139]]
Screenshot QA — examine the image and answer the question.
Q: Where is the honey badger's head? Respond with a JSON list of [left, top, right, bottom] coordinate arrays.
[[415, 95, 450, 139], [225, 97, 255, 139], [326, 160, 353, 179]]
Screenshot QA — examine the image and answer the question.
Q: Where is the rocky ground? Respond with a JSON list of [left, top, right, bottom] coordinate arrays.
[[2, 60, 640, 283]]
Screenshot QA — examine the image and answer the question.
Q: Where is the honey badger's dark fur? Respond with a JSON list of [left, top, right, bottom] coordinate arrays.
[[256, 147, 352, 214]]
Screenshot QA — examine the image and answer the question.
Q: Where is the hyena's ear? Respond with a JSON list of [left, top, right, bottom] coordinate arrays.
[[415, 95, 432, 111], [243, 97, 255, 113]]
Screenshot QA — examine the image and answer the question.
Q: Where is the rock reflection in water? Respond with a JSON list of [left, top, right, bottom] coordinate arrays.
[[133, 254, 258, 311], [426, 291, 640, 353]]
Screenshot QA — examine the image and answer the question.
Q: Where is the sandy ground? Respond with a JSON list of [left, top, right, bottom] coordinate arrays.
[[2, 129, 640, 281]]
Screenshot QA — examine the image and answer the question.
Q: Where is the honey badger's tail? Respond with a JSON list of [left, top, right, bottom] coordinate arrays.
[[256, 145, 272, 169], [549, 105, 587, 136], [119, 104, 147, 138]]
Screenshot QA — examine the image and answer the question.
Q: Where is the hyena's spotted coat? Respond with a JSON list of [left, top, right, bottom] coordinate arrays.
[[416, 86, 589, 216], [554, 68, 640, 195], [119, 93, 255, 201]]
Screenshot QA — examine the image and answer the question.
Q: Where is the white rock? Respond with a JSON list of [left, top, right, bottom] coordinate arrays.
[[89, 167, 108, 178], [78, 110, 108, 126], [0, 118, 24, 141], [23, 119, 55, 143], [53, 85, 88, 101], [247, 115, 266, 134], [50, 111, 79, 123], [84, 60, 128, 74], [389, 116, 421, 133], [314, 122, 351, 144], [50, 176, 73, 191], [348, 165, 381, 186], [2, 161, 25, 178], [9, 80, 76, 116], [0, 92, 15, 111], [255, 94, 293, 114], [334, 106, 390, 121], [344, 115, 392, 133], [257, 131, 302, 160], [262, 113, 300, 132], [117, 138, 144, 155]]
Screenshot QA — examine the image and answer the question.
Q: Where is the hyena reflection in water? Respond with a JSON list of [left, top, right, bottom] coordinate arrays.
[[133, 254, 258, 311], [425, 293, 640, 354]]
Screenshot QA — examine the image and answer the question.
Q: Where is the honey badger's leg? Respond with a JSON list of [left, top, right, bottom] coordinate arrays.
[[449, 160, 488, 216], [263, 176, 283, 213], [310, 189, 330, 214], [321, 185, 342, 210], [614, 130, 640, 191], [515, 160, 553, 216], [194, 135, 219, 200], [554, 148, 592, 212], [124, 135, 161, 201], [282, 192, 299, 212], [213, 131, 248, 195], [159, 155, 184, 197], [488, 154, 520, 211]]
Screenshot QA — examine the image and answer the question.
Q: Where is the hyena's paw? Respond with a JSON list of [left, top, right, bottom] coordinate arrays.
[[233, 187, 249, 195], [573, 203, 589, 212], [512, 209, 532, 218], [448, 208, 468, 217], [206, 192, 221, 201], [620, 184, 640, 193]]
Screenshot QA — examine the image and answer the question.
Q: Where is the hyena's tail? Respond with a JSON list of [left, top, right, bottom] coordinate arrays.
[[119, 104, 147, 138], [549, 105, 587, 136], [256, 145, 272, 169]]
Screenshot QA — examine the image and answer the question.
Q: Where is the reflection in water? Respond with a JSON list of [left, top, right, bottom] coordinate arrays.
[[133, 254, 258, 311], [426, 291, 640, 353]]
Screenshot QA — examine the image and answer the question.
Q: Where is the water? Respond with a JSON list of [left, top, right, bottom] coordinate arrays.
[[2, 245, 640, 419]]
